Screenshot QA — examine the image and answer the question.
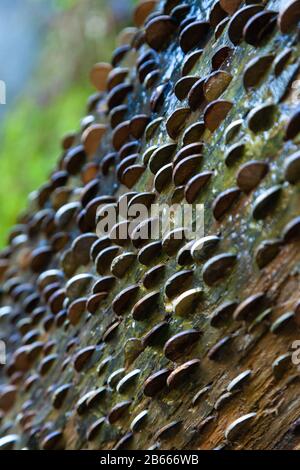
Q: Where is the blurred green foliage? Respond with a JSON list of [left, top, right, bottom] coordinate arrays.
[[0, 85, 87, 246], [0, 0, 135, 247]]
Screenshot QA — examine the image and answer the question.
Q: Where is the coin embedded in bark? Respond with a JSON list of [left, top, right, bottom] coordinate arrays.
[[187, 78, 205, 111], [270, 311, 295, 334], [81, 124, 107, 156], [243, 55, 274, 89], [202, 253, 236, 286], [208, 336, 232, 361], [145, 15, 177, 51], [111, 252, 136, 278], [87, 293, 108, 314], [130, 410, 149, 432], [272, 353, 292, 380], [145, 117, 164, 140], [233, 293, 267, 321], [203, 71, 232, 102], [73, 346, 95, 372], [171, 3, 190, 21], [247, 103, 277, 133], [112, 284, 139, 315], [285, 106, 300, 140], [0, 435, 20, 450], [149, 143, 177, 174], [255, 239, 282, 269], [41, 430, 65, 450], [107, 368, 125, 389], [210, 301, 238, 328], [154, 163, 173, 192], [236, 160, 269, 192], [123, 164, 146, 188], [110, 104, 127, 129], [117, 155, 138, 182], [176, 241, 195, 266], [72, 233, 98, 266], [211, 46, 232, 70], [142, 145, 158, 165], [117, 369, 141, 393], [209, 1, 227, 28], [66, 274, 94, 300], [274, 48, 293, 77], [225, 413, 257, 441], [243, 11, 277, 46], [212, 187, 241, 220], [228, 5, 264, 45], [111, 44, 130, 67], [67, 298, 87, 326], [173, 142, 203, 166], [134, 0, 157, 27], [108, 400, 132, 424], [220, 0, 242, 15], [112, 120, 130, 152], [64, 145, 86, 175], [204, 100, 233, 132], [252, 185, 282, 220], [129, 114, 150, 139], [107, 83, 133, 110], [86, 418, 106, 442], [151, 82, 170, 113], [132, 290, 160, 321], [278, 0, 300, 34], [174, 76, 199, 101], [185, 171, 213, 203], [90, 62, 112, 91], [225, 142, 245, 167], [142, 321, 169, 347], [284, 151, 300, 184], [179, 21, 210, 53], [173, 288, 202, 316], [167, 359, 200, 389], [102, 320, 121, 343], [143, 369, 171, 397], [173, 155, 203, 186], [166, 107, 190, 140], [138, 241, 162, 266], [143, 264, 165, 289], [52, 384, 72, 409], [30, 246, 52, 273], [113, 432, 133, 450], [191, 235, 221, 263], [138, 59, 158, 83], [165, 269, 194, 299], [107, 66, 129, 91], [182, 49, 203, 76], [282, 216, 300, 243], [39, 354, 58, 376], [183, 121, 205, 145], [163, 329, 201, 361], [0, 386, 17, 412], [162, 228, 185, 255]]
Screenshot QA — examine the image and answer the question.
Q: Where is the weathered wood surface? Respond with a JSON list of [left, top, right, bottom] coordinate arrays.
[[0, 0, 300, 450]]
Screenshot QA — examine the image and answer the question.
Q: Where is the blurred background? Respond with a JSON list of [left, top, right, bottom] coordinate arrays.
[[0, 0, 137, 247]]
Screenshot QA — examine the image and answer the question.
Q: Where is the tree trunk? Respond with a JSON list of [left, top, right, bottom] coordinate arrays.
[[1, 0, 300, 451]]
